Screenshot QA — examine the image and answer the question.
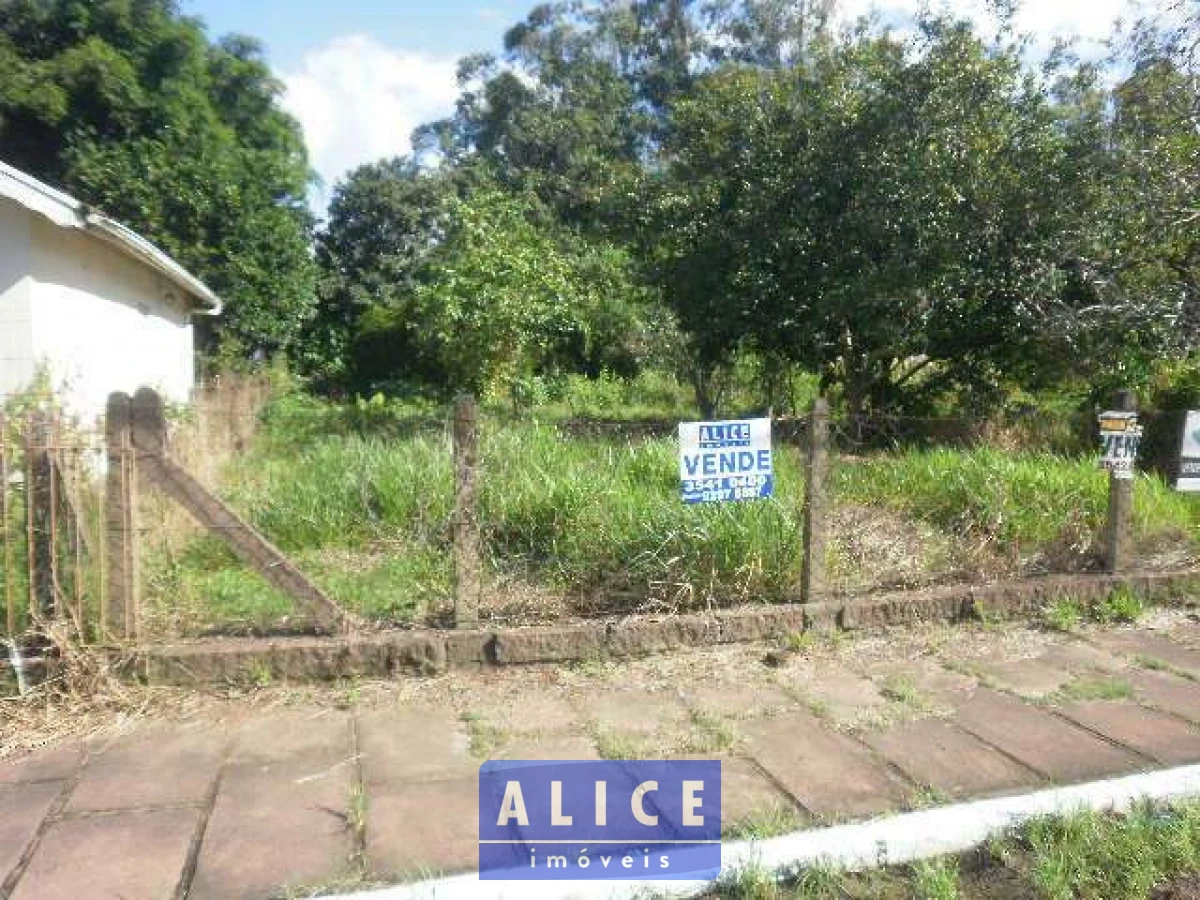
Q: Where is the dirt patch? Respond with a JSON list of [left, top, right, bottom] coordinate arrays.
[[1154, 872, 1200, 899], [828, 503, 965, 592]]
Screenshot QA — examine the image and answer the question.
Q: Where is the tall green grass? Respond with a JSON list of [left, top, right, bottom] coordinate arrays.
[[149, 404, 1199, 631], [832, 447, 1199, 549], [216, 424, 805, 616]]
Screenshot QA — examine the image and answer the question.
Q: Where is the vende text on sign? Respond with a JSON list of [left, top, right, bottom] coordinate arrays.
[[1178, 411, 1200, 492], [1098, 410, 1142, 481], [679, 418, 773, 504]]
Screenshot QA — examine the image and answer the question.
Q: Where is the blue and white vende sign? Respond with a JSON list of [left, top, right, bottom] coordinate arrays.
[[478, 760, 722, 880], [679, 418, 773, 504]]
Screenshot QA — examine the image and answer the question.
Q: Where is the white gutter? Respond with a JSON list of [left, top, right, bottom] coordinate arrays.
[[329, 764, 1200, 900], [0, 160, 221, 316]]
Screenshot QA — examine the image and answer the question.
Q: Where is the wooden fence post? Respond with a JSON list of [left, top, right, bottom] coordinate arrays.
[[453, 395, 481, 629], [1, 414, 12, 636], [1103, 389, 1137, 574], [104, 393, 139, 640], [25, 410, 55, 620], [801, 397, 830, 604]]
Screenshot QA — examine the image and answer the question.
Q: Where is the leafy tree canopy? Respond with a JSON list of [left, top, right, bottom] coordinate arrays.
[[0, 0, 315, 358]]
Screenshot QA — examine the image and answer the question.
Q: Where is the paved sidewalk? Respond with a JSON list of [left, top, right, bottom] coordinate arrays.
[[7, 611, 1200, 898]]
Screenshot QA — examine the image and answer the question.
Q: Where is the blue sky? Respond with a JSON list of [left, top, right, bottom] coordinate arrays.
[[180, 0, 1144, 211], [182, 0, 534, 71]]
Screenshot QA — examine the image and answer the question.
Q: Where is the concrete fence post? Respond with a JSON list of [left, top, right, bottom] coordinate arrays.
[[801, 397, 830, 604], [453, 395, 481, 630], [1103, 389, 1138, 574], [104, 393, 139, 640]]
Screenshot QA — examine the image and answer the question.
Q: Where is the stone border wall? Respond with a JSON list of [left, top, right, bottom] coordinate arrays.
[[131, 569, 1200, 686]]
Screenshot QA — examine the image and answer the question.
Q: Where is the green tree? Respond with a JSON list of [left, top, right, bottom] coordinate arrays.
[[305, 157, 465, 392], [408, 189, 652, 400], [310, 163, 654, 399], [651, 17, 1156, 414], [417, 4, 646, 230], [0, 0, 315, 358]]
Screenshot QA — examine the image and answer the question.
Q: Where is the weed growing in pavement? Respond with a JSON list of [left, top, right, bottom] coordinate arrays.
[[592, 727, 642, 760], [911, 857, 960, 900], [1044, 597, 1084, 632], [1137, 653, 1169, 671], [1043, 586, 1145, 632], [724, 802, 807, 840], [1094, 585, 1144, 625], [1055, 676, 1134, 702], [462, 712, 508, 759], [687, 709, 738, 753], [714, 861, 784, 899], [880, 673, 931, 711]]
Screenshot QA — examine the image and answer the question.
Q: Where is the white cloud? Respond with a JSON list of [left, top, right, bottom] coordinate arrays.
[[280, 35, 460, 209], [840, 0, 1148, 52]]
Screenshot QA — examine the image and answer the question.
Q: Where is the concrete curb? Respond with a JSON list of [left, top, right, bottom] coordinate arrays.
[[327, 763, 1200, 900], [124, 568, 1200, 685]]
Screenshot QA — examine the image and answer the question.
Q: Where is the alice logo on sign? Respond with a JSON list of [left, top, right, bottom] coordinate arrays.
[[478, 760, 722, 881]]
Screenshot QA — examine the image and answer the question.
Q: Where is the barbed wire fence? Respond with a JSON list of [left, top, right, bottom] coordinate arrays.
[[3, 384, 1195, 647]]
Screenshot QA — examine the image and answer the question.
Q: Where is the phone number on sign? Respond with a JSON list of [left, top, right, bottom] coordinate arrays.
[[684, 474, 769, 493]]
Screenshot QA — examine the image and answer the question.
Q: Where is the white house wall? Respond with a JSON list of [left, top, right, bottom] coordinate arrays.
[[27, 214, 195, 422], [0, 198, 35, 400]]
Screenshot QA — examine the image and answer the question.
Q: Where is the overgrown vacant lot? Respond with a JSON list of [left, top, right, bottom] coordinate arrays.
[[142, 398, 1200, 635]]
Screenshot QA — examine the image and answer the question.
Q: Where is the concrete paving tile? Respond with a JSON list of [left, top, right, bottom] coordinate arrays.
[[493, 734, 599, 761], [741, 711, 911, 819], [1129, 669, 1200, 722], [680, 683, 793, 719], [719, 758, 801, 830], [864, 659, 977, 706], [582, 687, 689, 734], [464, 693, 581, 736], [863, 719, 1040, 800], [0, 745, 83, 785], [67, 725, 224, 812], [189, 759, 354, 900], [367, 776, 478, 878], [795, 672, 889, 725], [1055, 701, 1200, 766], [1090, 631, 1200, 678], [0, 781, 62, 885], [1162, 621, 1200, 650], [227, 707, 352, 766], [357, 706, 475, 786], [953, 690, 1144, 782], [1036, 642, 1131, 675], [10, 807, 197, 900], [778, 662, 890, 727], [973, 658, 1074, 698]]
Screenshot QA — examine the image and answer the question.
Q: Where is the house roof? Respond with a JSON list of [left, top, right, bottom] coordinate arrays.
[[0, 160, 221, 315]]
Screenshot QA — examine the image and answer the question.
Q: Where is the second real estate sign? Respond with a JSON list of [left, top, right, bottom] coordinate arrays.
[[1178, 411, 1200, 492], [679, 418, 773, 504]]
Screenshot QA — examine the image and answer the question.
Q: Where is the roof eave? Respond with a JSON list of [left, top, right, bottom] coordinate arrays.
[[0, 160, 223, 317], [84, 215, 223, 316]]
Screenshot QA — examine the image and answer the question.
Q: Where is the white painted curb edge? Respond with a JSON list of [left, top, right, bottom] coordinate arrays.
[[328, 763, 1200, 900]]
